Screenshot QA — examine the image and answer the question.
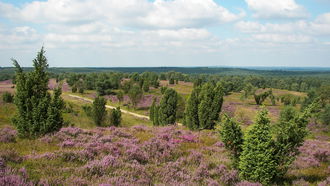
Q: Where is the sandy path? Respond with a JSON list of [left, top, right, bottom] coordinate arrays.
[[68, 94, 150, 120], [67, 94, 182, 126]]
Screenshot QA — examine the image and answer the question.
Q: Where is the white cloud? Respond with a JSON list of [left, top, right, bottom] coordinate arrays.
[[236, 13, 330, 36], [252, 34, 313, 43], [0, 0, 243, 29], [310, 13, 330, 35], [0, 26, 40, 49], [245, 0, 309, 19]]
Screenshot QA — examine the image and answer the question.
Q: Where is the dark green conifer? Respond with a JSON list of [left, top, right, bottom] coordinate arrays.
[[12, 47, 64, 138], [158, 88, 178, 125]]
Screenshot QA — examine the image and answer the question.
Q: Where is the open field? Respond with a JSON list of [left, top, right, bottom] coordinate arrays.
[[0, 78, 329, 185]]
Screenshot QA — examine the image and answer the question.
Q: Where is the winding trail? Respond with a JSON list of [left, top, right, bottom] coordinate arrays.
[[67, 94, 182, 125], [68, 94, 150, 120]]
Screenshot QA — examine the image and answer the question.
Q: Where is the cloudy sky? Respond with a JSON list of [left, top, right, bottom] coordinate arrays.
[[0, 0, 329, 67]]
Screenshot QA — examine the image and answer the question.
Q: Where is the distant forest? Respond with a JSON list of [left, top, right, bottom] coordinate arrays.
[[1, 66, 330, 81]]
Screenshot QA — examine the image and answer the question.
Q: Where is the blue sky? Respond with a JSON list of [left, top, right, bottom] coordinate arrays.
[[0, 0, 329, 67]]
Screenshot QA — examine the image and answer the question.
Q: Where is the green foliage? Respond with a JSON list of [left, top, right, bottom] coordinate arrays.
[[239, 109, 277, 185], [273, 105, 313, 178], [160, 86, 167, 94], [149, 98, 156, 125], [128, 85, 143, 108], [241, 83, 255, 100], [117, 90, 124, 103], [143, 81, 149, 92], [153, 105, 160, 126], [2, 92, 13, 103], [254, 89, 273, 105], [317, 85, 330, 104], [109, 107, 121, 127], [184, 87, 200, 130], [169, 78, 175, 85], [176, 94, 185, 120], [92, 96, 106, 126], [220, 114, 243, 167], [198, 83, 224, 129], [280, 94, 300, 106], [78, 87, 84, 94], [12, 47, 64, 138], [158, 88, 178, 125], [82, 105, 92, 117], [320, 104, 330, 125], [121, 80, 132, 93], [46, 88, 64, 133], [71, 86, 77, 93]]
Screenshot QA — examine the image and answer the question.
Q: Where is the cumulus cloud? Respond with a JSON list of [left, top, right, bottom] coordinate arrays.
[[245, 0, 309, 19], [0, 26, 41, 49], [252, 34, 313, 43], [236, 13, 330, 36], [0, 0, 243, 28]]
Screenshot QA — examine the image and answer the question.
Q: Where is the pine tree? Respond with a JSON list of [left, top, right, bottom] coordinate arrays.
[[153, 105, 160, 126], [198, 83, 214, 129], [273, 105, 313, 178], [150, 98, 156, 124], [109, 107, 121, 127], [184, 87, 200, 130], [12, 47, 64, 138], [92, 96, 107, 126], [220, 114, 243, 168], [210, 82, 224, 122], [45, 87, 64, 134], [239, 108, 277, 185], [158, 88, 178, 125]]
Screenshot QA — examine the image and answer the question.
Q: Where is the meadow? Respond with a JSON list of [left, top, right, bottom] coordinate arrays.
[[0, 79, 329, 185]]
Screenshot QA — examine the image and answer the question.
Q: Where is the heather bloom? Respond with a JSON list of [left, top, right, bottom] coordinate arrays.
[[214, 141, 225, 148], [0, 149, 22, 163], [0, 159, 33, 186], [292, 139, 330, 169], [318, 177, 330, 186], [292, 178, 310, 186], [131, 125, 149, 132], [187, 150, 203, 165], [60, 140, 76, 148], [160, 160, 191, 183], [179, 134, 198, 143], [235, 181, 262, 186], [193, 163, 210, 182], [0, 127, 17, 143], [59, 127, 84, 137]]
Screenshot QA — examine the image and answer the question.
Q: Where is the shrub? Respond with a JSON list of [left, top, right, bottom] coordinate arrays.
[[71, 85, 77, 93], [2, 92, 13, 103], [220, 114, 243, 167], [109, 107, 121, 127], [92, 96, 107, 126], [239, 109, 277, 185], [78, 87, 84, 94], [320, 104, 330, 125]]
